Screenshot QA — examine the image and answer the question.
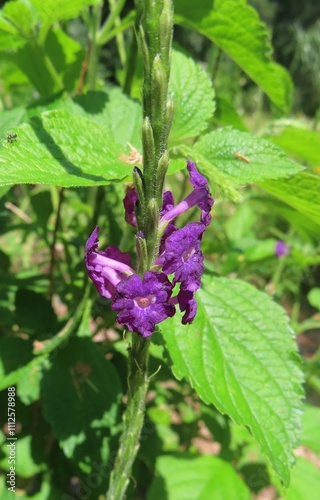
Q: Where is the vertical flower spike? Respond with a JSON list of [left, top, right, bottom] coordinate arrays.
[[112, 271, 175, 337]]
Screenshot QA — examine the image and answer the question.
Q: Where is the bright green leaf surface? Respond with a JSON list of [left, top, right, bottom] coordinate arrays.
[[0, 109, 131, 187], [148, 455, 251, 500], [30, 0, 97, 25], [174, 0, 293, 112], [259, 172, 320, 226], [161, 274, 303, 485], [169, 50, 215, 144], [74, 87, 143, 148], [193, 128, 303, 185], [267, 127, 320, 166]]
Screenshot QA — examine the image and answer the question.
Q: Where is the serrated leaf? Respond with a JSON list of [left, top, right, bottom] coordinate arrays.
[[169, 50, 215, 145], [0, 109, 131, 187], [41, 337, 121, 472], [193, 128, 303, 185], [160, 274, 304, 485], [259, 172, 320, 226], [174, 0, 293, 112], [267, 126, 320, 166], [74, 87, 143, 148], [147, 455, 251, 500]]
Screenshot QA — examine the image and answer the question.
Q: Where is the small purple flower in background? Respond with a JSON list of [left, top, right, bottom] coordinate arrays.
[[275, 240, 290, 258], [112, 272, 175, 337], [85, 161, 213, 337]]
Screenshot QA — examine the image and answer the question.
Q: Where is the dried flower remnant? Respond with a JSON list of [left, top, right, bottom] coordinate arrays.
[[120, 143, 143, 166]]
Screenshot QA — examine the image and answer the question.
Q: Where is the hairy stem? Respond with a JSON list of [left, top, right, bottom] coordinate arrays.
[[106, 336, 150, 500]]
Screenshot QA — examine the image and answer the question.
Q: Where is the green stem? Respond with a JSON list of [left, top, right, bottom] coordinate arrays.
[[97, 0, 127, 46], [106, 336, 150, 500], [87, 2, 103, 90], [109, 0, 127, 66]]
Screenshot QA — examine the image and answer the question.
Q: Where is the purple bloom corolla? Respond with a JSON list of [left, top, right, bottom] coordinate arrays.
[[162, 222, 205, 292], [159, 160, 213, 227], [112, 271, 175, 337], [85, 226, 134, 299], [178, 289, 198, 325]]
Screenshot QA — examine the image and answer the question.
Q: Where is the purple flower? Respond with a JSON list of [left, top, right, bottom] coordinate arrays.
[[161, 222, 205, 292], [159, 161, 213, 228], [124, 188, 175, 228], [123, 187, 138, 227], [85, 227, 134, 299], [112, 271, 175, 337], [178, 289, 198, 325], [275, 240, 290, 258]]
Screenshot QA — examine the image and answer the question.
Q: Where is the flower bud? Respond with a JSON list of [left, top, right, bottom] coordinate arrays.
[[135, 231, 148, 273], [156, 151, 169, 197]]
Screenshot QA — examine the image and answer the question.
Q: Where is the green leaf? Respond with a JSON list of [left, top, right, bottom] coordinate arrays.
[[267, 126, 320, 166], [301, 405, 320, 453], [0, 337, 34, 390], [259, 172, 320, 226], [169, 50, 215, 145], [174, 0, 293, 112], [193, 128, 303, 185], [0, 435, 46, 477], [30, 0, 97, 26], [74, 87, 143, 149], [213, 96, 247, 131], [284, 457, 320, 500], [0, 107, 28, 137], [0, 109, 131, 187], [1, 1, 38, 39], [41, 337, 121, 472], [148, 455, 251, 500], [160, 274, 303, 485]]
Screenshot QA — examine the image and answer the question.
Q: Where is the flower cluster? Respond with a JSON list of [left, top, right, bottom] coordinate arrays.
[[85, 161, 213, 337]]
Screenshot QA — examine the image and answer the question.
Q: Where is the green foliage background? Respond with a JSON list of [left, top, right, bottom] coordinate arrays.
[[0, 0, 319, 499]]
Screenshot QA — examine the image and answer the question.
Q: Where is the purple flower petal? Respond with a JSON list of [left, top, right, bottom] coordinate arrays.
[[162, 222, 205, 292], [159, 161, 213, 227], [85, 227, 134, 299], [112, 271, 175, 337], [178, 289, 198, 324], [123, 187, 138, 227]]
